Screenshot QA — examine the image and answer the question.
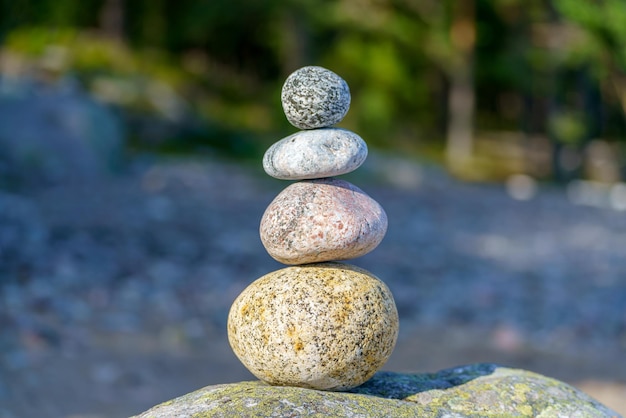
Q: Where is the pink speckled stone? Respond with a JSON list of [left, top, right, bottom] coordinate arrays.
[[260, 178, 387, 265], [227, 262, 399, 390]]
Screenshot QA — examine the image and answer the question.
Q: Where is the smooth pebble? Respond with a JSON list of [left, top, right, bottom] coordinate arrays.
[[227, 262, 399, 390], [281, 66, 351, 130], [263, 128, 367, 180], [260, 178, 387, 265]]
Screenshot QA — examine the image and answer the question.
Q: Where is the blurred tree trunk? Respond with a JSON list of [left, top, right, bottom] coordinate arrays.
[[445, 0, 476, 171], [99, 0, 124, 40], [545, 0, 577, 183], [141, 0, 166, 47], [279, 8, 311, 77], [446, 63, 475, 170]]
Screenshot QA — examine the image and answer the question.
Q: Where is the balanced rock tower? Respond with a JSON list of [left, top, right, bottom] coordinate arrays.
[[228, 66, 399, 391]]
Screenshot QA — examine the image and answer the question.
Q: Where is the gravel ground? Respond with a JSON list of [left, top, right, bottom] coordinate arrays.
[[1, 154, 625, 417]]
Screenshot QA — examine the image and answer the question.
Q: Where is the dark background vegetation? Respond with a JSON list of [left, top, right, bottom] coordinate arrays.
[[1, 0, 625, 180]]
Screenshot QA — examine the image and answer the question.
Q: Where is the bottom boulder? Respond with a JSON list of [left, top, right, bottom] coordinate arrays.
[[132, 363, 620, 418]]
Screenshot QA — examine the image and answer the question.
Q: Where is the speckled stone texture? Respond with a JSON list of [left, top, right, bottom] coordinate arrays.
[[132, 364, 621, 417], [260, 178, 387, 265], [227, 263, 399, 391], [263, 128, 367, 180], [281, 66, 351, 130]]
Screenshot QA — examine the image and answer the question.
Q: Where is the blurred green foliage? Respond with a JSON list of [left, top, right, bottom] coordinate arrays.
[[0, 0, 625, 178]]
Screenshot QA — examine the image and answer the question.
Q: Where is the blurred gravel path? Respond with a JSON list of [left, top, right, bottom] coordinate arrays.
[[1, 154, 625, 417]]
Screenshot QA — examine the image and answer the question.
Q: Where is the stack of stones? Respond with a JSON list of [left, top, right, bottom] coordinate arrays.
[[227, 66, 399, 391]]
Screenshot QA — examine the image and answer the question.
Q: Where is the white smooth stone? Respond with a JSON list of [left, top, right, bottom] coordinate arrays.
[[263, 128, 367, 180]]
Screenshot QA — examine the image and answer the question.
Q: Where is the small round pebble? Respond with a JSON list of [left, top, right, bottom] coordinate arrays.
[[227, 262, 399, 391], [260, 178, 387, 265], [281, 66, 351, 130], [263, 128, 368, 180]]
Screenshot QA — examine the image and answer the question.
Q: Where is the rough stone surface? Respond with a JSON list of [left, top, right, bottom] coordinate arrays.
[[281, 66, 351, 130], [260, 178, 387, 265], [263, 128, 367, 180], [227, 262, 399, 391], [132, 363, 621, 417]]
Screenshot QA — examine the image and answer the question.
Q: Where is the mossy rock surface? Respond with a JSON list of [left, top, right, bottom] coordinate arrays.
[[132, 363, 621, 417]]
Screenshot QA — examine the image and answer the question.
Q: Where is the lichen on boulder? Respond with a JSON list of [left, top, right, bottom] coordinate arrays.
[[132, 363, 621, 417]]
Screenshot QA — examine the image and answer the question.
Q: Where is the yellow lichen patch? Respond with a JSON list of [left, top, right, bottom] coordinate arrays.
[[518, 404, 534, 416], [240, 303, 249, 316], [513, 382, 531, 404]]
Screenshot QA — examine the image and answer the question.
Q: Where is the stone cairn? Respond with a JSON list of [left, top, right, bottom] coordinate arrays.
[[227, 66, 399, 391]]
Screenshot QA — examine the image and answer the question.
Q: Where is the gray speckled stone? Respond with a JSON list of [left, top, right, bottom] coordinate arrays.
[[260, 178, 387, 265], [263, 128, 367, 180], [281, 66, 351, 129], [227, 262, 399, 391]]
